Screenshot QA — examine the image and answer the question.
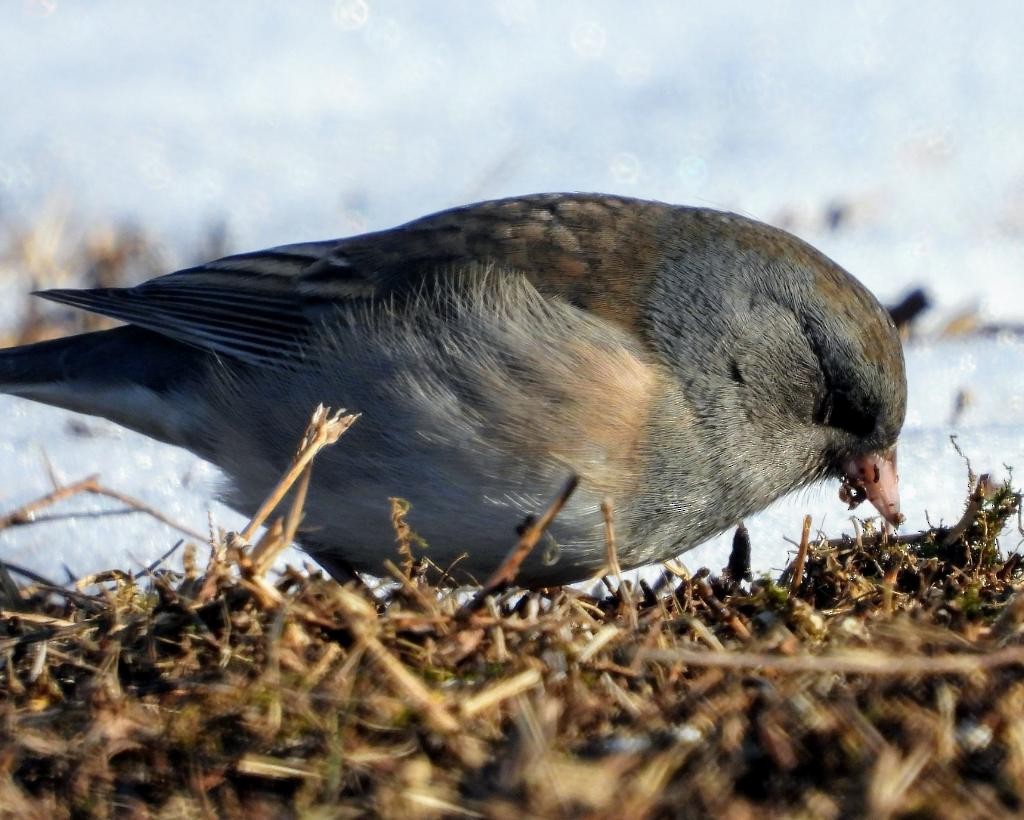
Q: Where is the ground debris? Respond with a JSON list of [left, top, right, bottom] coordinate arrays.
[[0, 476, 1019, 818]]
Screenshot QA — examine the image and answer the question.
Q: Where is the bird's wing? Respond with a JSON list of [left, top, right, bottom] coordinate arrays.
[[37, 194, 676, 365], [38, 240, 342, 365], [297, 194, 671, 326]]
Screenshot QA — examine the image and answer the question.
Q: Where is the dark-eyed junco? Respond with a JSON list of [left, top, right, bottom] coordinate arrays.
[[0, 194, 906, 585]]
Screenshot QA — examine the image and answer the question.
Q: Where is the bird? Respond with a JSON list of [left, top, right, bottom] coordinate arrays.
[[0, 193, 906, 586]]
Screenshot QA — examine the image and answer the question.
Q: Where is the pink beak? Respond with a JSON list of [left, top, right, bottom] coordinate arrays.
[[841, 448, 903, 526]]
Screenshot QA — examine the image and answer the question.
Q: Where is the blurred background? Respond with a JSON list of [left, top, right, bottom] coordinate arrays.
[[0, 0, 1022, 580]]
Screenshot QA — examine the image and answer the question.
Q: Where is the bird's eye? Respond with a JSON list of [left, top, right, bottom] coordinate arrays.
[[820, 391, 876, 437]]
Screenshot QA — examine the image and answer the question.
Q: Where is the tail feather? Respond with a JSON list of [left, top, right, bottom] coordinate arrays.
[[0, 326, 210, 451]]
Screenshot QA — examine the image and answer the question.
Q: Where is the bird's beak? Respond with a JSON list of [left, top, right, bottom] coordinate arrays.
[[841, 447, 903, 526]]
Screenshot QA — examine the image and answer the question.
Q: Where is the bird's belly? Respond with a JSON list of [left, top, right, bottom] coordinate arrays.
[[219, 444, 613, 585], [199, 283, 683, 585]]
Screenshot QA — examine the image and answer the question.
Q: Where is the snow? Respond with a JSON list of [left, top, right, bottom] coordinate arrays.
[[1, 1, 1022, 581]]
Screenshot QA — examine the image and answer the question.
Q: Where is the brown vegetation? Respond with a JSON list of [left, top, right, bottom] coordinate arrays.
[[0, 403, 1020, 818]]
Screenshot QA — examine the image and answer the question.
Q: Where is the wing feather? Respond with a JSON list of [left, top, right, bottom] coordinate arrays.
[[33, 194, 673, 364], [34, 241, 344, 364]]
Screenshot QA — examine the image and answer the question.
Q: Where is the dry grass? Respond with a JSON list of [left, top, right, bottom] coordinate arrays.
[[0, 412, 1020, 818]]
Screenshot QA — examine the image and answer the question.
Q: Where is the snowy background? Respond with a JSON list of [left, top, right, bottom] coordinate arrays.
[[1, 0, 1022, 582]]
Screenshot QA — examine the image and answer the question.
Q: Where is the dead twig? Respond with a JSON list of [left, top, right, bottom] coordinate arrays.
[[0, 475, 102, 531], [788, 515, 813, 597], [89, 483, 207, 542], [694, 578, 751, 641], [602, 499, 637, 631], [641, 643, 1024, 676], [245, 406, 358, 574], [0, 474, 207, 543], [334, 587, 461, 735], [460, 475, 579, 616], [939, 473, 991, 548]]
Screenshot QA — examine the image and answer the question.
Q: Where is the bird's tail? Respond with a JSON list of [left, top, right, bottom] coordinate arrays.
[[0, 326, 208, 450]]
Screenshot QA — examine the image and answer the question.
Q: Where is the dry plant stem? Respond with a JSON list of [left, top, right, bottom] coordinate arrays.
[[235, 755, 320, 781], [0, 619, 100, 654], [882, 559, 900, 614], [0, 562, 72, 592], [602, 499, 637, 631], [939, 473, 990, 548], [0, 610, 76, 628], [789, 514, 813, 597], [642, 643, 1024, 676], [251, 518, 285, 558], [242, 405, 358, 553], [134, 539, 185, 580], [240, 576, 286, 609], [390, 497, 419, 576], [249, 466, 310, 578], [472, 474, 580, 599], [0, 475, 100, 531], [382, 560, 444, 624], [90, 483, 207, 541], [280, 466, 312, 547], [460, 668, 543, 719], [694, 578, 751, 640], [334, 588, 461, 735], [0, 473, 206, 546]]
